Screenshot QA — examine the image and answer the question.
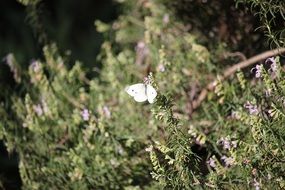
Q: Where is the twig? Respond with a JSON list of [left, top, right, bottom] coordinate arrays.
[[223, 51, 247, 61], [191, 48, 285, 112]]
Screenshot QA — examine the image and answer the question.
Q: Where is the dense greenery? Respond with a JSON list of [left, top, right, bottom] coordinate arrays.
[[1, 0, 285, 189]]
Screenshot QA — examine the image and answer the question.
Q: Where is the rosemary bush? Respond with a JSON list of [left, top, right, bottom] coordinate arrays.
[[236, 0, 285, 48], [1, 0, 285, 189]]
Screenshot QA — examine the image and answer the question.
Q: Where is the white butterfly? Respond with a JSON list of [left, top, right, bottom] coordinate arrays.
[[125, 83, 157, 103]]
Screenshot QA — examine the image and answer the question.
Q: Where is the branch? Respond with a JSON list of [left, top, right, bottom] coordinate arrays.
[[223, 51, 247, 61], [191, 48, 285, 112]]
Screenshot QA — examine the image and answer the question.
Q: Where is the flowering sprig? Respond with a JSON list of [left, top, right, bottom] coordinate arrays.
[[81, 108, 90, 121], [244, 101, 259, 115], [221, 155, 235, 167], [207, 157, 217, 168], [265, 57, 277, 73], [251, 64, 263, 78], [217, 136, 238, 150]]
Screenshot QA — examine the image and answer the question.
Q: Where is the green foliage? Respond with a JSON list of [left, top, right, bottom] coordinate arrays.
[[17, 0, 40, 6], [17, 0, 47, 45], [1, 0, 285, 189], [1, 44, 155, 189], [200, 56, 285, 189], [236, 0, 285, 48]]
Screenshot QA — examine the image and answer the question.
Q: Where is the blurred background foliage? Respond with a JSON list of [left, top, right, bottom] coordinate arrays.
[[0, 0, 117, 66], [0, 0, 285, 189]]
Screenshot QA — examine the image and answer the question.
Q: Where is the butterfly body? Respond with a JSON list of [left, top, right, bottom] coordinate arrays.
[[125, 83, 157, 103]]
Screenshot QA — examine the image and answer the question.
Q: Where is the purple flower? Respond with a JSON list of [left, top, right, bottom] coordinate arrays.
[[4, 54, 14, 68], [217, 137, 230, 150], [223, 140, 231, 150], [221, 155, 234, 167], [33, 104, 43, 116], [207, 157, 216, 168], [30, 60, 41, 73], [265, 57, 275, 64], [4, 54, 21, 83], [163, 14, 169, 24], [266, 57, 279, 79], [243, 159, 251, 165], [265, 57, 276, 65], [244, 101, 259, 115], [251, 64, 262, 78], [253, 178, 260, 190], [135, 41, 149, 66], [81, 109, 90, 121], [103, 106, 111, 118], [157, 64, 165, 72], [143, 77, 151, 85], [217, 137, 238, 150], [270, 62, 277, 73]]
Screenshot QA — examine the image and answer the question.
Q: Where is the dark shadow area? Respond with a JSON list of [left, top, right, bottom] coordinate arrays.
[[0, 141, 21, 190], [43, 0, 118, 67], [166, 0, 267, 56], [0, 0, 117, 67], [0, 0, 40, 64]]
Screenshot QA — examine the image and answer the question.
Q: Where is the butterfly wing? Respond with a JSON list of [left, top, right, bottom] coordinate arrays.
[[125, 83, 148, 102], [146, 84, 157, 103]]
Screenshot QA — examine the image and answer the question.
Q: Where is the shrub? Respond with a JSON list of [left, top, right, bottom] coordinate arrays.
[[1, 0, 285, 189]]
